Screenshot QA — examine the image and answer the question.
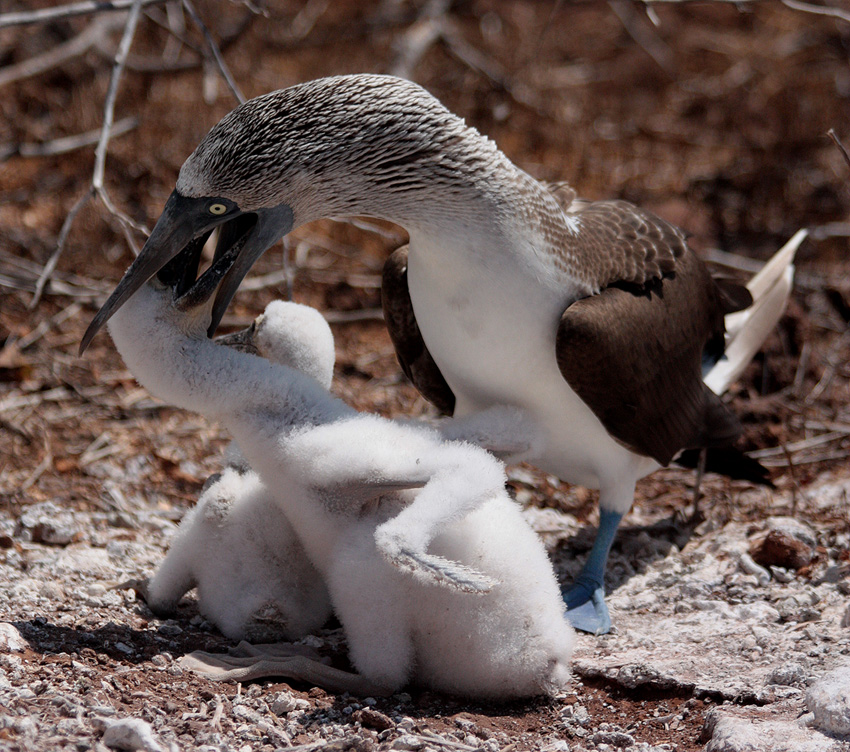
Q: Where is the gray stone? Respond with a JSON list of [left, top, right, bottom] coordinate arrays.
[[766, 662, 809, 687], [806, 662, 850, 737], [101, 717, 167, 752], [704, 709, 835, 752], [591, 729, 635, 748], [15, 502, 80, 546]]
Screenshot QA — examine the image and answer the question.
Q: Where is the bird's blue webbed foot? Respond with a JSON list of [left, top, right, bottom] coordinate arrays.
[[562, 508, 623, 635], [563, 576, 611, 635]]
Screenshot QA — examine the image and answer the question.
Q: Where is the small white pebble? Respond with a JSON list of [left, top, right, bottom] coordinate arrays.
[[102, 717, 166, 752]]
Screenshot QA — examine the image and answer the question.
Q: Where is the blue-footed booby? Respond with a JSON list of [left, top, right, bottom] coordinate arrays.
[[81, 74, 801, 634]]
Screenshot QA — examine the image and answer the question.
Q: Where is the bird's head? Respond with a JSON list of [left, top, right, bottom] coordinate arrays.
[[79, 185, 294, 354], [80, 74, 476, 354]]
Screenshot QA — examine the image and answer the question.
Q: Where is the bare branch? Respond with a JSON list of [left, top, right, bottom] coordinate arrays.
[[0, 0, 165, 30], [93, 0, 144, 191], [0, 16, 123, 89], [608, 0, 674, 74], [32, 0, 148, 308], [181, 0, 245, 104], [289, 0, 329, 41], [16, 302, 84, 351], [780, 0, 850, 23], [31, 188, 95, 309], [828, 128, 850, 173], [98, 189, 147, 254], [0, 117, 137, 162], [388, 0, 449, 79], [20, 428, 53, 492], [641, 0, 850, 24]]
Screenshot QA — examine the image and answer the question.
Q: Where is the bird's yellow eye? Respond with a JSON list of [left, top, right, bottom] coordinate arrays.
[[209, 203, 227, 215]]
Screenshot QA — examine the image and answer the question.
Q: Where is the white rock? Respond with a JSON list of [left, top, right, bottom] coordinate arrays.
[[101, 717, 167, 752], [766, 662, 809, 687], [704, 709, 836, 752], [767, 516, 817, 548], [733, 601, 781, 622], [806, 662, 850, 737], [0, 623, 27, 653], [391, 734, 425, 750]]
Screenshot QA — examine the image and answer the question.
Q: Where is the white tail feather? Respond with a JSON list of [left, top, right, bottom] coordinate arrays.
[[705, 229, 807, 396]]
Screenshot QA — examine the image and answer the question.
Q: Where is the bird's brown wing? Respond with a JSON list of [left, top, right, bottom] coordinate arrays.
[[382, 245, 456, 415], [545, 183, 688, 290], [556, 249, 744, 466]]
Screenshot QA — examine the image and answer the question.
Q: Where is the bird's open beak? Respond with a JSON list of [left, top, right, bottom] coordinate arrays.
[[172, 228, 245, 313], [207, 203, 293, 339], [79, 192, 293, 354]]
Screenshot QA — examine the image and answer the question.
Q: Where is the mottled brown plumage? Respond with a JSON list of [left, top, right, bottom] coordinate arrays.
[[556, 251, 744, 466]]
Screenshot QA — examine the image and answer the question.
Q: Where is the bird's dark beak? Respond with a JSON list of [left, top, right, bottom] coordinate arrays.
[[173, 227, 245, 313], [80, 191, 205, 354], [207, 203, 293, 338], [79, 191, 293, 354]]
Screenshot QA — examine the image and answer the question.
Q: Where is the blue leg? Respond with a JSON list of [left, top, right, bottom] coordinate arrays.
[[563, 508, 623, 635]]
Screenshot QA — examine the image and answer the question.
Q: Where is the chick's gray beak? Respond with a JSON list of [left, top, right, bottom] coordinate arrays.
[[207, 203, 294, 337], [79, 191, 205, 354]]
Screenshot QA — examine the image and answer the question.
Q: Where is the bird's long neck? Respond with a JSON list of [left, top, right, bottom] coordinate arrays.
[[108, 285, 347, 428], [317, 135, 569, 259]]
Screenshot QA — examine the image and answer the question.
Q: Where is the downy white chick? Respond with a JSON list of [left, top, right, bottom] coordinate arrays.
[[108, 253, 573, 699], [140, 300, 336, 642], [145, 467, 332, 643]]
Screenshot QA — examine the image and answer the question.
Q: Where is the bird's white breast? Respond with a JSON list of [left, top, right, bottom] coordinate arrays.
[[406, 229, 655, 490]]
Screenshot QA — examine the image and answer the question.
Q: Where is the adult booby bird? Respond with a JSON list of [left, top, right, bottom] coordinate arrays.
[[81, 74, 799, 634]]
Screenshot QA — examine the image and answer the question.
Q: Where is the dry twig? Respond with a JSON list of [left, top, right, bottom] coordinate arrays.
[[804, 329, 850, 405], [780, 0, 850, 24], [181, 0, 245, 104], [31, 0, 147, 309], [828, 128, 850, 173], [0, 16, 124, 89], [0, 0, 165, 29], [389, 0, 450, 79], [20, 429, 53, 492], [608, 0, 674, 74], [0, 117, 137, 163], [14, 302, 84, 352]]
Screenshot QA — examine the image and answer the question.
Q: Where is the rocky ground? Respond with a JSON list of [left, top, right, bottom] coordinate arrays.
[[1, 462, 849, 751], [1, 1, 850, 750]]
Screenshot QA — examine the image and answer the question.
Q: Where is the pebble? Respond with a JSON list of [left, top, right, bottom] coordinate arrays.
[[352, 707, 393, 731], [0, 623, 27, 652], [738, 552, 770, 586], [751, 518, 815, 571], [806, 661, 850, 736], [766, 663, 809, 687], [703, 709, 834, 752], [767, 517, 817, 548], [391, 734, 425, 750], [16, 502, 80, 546], [591, 729, 635, 748], [101, 717, 167, 752], [271, 690, 297, 715]]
